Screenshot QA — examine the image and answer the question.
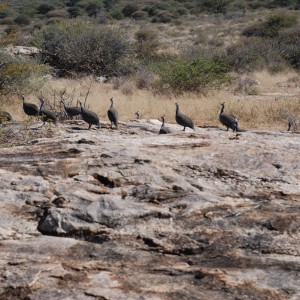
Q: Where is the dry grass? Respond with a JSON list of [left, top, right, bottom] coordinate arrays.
[[2, 70, 299, 132], [114, 8, 273, 54]]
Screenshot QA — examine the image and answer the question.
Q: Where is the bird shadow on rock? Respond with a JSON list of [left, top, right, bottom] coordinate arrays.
[[70, 126, 100, 131]]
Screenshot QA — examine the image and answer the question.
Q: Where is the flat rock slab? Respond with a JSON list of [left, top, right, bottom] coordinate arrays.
[[0, 120, 299, 299]]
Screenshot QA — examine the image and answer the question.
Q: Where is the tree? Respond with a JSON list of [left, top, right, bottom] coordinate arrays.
[[35, 20, 133, 77]]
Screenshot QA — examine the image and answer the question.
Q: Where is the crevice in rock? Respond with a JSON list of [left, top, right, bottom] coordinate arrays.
[[92, 174, 115, 188]]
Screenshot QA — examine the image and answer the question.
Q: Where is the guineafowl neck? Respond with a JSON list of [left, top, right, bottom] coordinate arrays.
[[39, 102, 44, 114], [220, 106, 224, 114]]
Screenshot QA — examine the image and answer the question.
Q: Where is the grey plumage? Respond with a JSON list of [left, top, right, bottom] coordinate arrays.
[[39, 98, 57, 125], [175, 102, 194, 131], [61, 99, 81, 120], [219, 102, 238, 132], [0, 111, 12, 123], [159, 115, 171, 134], [107, 97, 119, 129], [22, 95, 39, 117], [79, 101, 100, 129]]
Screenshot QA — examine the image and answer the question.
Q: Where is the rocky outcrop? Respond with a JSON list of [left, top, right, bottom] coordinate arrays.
[[2, 45, 40, 56], [0, 119, 299, 299]]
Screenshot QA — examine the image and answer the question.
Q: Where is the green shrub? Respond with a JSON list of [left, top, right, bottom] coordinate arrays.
[[122, 3, 139, 17], [0, 52, 51, 96], [35, 20, 133, 77], [197, 0, 233, 14], [151, 10, 173, 23], [14, 14, 31, 25], [150, 56, 231, 95], [242, 13, 297, 38], [37, 4, 55, 15], [110, 10, 124, 20], [85, 1, 102, 17], [67, 6, 83, 18], [103, 0, 119, 11], [67, 0, 81, 7], [131, 10, 148, 21], [268, 0, 297, 8], [177, 7, 188, 15]]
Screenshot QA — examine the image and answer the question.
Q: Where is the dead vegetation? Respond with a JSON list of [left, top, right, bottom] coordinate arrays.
[[1, 69, 299, 137]]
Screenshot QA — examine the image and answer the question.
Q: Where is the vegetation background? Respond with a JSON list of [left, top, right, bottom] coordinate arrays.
[[0, 0, 299, 131]]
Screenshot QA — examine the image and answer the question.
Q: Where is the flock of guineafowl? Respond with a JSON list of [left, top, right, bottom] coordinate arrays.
[[0, 94, 240, 133]]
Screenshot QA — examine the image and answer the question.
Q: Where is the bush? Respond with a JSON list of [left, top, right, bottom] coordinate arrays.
[[134, 29, 160, 60], [68, 6, 83, 18], [152, 10, 173, 23], [46, 9, 69, 19], [4, 25, 20, 35], [103, 0, 119, 11], [122, 3, 139, 17], [0, 52, 51, 96], [0, 5, 16, 19], [110, 10, 124, 20], [131, 10, 148, 21], [268, 0, 297, 8], [35, 20, 133, 77], [242, 13, 297, 38], [198, 0, 233, 14], [150, 56, 231, 95], [37, 4, 55, 15], [0, 17, 14, 25], [278, 27, 300, 69], [85, 2, 102, 17], [227, 37, 287, 73], [14, 14, 31, 25]]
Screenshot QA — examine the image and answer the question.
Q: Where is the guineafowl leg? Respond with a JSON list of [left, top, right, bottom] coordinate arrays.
[[88, 124, 92, 130], [183, 127, 186, 131]]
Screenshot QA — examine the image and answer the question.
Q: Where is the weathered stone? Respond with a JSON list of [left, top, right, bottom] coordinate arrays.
[[0, 120, 299, 299]]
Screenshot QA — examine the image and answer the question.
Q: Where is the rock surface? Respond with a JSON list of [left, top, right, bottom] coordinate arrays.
[[0, 119, 299, 299]]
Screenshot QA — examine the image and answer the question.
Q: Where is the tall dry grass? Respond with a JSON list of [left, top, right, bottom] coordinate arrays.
[[3, 70, 300, 131]]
